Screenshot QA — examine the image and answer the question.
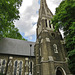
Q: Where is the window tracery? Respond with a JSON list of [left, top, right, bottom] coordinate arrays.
[[0, 59, 6, 74], [14, 60, 23, 75], [49, 20, 51, 28], [19, 61, 22, 75], [14, 61, 18, 75]]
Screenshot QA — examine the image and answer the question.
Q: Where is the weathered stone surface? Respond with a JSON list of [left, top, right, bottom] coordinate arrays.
[[34, 0, 72, 75]]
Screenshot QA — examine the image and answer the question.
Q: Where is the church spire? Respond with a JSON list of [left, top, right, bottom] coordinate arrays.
[[36, 0, 54, 37], [39, 0, 53, 18], [37, 0, 54, 38], [34, 1, 72, 75]]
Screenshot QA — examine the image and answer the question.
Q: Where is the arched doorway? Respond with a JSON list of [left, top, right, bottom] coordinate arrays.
[[56, 69, 62, 75], [56, 67, 66, 75]]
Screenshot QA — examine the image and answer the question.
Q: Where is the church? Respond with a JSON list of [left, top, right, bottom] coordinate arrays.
[[0, 0, 72, 75]]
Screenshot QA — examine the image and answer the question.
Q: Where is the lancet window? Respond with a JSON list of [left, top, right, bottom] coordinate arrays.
[[14, 60, 23, 75], [0, 59, 6, 74], [45, 19, 47, 27], [49, 20, 51, 28], [19, 61, 22, 75], [14, 61, 18, 75], [30, 62, 32, 74]]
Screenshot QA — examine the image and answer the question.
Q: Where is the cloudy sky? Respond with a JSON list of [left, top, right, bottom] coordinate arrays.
[[14, 0, 62, 42]]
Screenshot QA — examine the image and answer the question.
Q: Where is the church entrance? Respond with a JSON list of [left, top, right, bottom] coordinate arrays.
[[56, 67, 65, 75], [56, 69, 62, 75]]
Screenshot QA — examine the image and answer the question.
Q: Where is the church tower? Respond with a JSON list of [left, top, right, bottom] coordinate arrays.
[[34, 0, 72, 75]]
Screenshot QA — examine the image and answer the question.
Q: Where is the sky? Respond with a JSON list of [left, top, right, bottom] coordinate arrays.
[[14, 0, 62, 42]]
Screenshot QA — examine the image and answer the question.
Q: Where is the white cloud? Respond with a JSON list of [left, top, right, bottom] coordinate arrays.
[[19, 0, 33, 14], [47, 0, 62, 14], [14, 0, 62, 41], [24, 23, 37, 36], [29, 36, 33, 40], [15, 0, 39, 38]]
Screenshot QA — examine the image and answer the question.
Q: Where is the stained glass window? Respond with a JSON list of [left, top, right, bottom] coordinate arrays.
[[30, 62, 32, 74], [1, 60, 5, 73], [14, 61, 18, 75], [45, 19, 47, 27], [19, 61, 22, 75], [49, 20, 51, 28]]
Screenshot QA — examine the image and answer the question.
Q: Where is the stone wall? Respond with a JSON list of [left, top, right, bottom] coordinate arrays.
[[0, 54, 35, 75]]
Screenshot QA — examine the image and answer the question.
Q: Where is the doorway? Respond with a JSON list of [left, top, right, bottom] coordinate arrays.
[[56, 69, 62, 75], [56, 67, 65, 75]]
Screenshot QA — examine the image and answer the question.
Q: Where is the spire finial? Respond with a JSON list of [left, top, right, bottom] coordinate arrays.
[[39, 0, 53, 18]]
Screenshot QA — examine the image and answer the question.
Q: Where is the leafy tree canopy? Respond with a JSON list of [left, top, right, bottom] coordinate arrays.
[[51, 0, 75, 74], [0, 0, 26, 40], [3, 23, 26, 40]]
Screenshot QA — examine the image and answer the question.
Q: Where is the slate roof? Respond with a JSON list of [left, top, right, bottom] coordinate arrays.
[[0, 38, 35, 56]]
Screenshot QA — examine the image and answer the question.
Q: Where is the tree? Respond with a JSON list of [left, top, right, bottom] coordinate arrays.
[[0, 0, 26, 40], [51, 0, 75, 74], [3, 23, 26, 40]]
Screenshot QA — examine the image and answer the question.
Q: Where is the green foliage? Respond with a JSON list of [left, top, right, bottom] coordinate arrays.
[[52, 0, 75, 74], [68, 49, 75, 74], [0, 0, 27, 40], [3, 23, 26, 40]]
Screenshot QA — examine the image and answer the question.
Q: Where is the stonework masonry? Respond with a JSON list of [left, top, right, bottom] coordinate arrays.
[[0, 54, 35, 75], [34, 0, 72, 75], [0, 0, 73, 75]]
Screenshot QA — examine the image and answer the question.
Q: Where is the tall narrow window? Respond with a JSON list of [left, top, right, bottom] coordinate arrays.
[[19, 61, 22, 75], [1, 60, 5, 73], [14, 61, 18, 75], [30, 62, 32, 74], [49, 20, 51, 28], [45, 19, 47, 27]]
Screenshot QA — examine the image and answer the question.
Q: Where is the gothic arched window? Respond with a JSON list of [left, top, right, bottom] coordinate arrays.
[[1, 60, 6, 74], [49, 20, 51, 28], [19, 61, 22, 75], [45, 19, 47, 27], [30, 62, 32, 74], [53, 44, 58, 53], [14, 61, 18, 75]]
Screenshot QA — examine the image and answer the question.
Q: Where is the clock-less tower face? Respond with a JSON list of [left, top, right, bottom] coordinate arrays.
[[34, 0, 71, 75]]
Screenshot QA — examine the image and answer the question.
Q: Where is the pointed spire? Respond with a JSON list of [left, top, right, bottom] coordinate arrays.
[[36, 0, 54, 37], [39, 0, 53, 18]]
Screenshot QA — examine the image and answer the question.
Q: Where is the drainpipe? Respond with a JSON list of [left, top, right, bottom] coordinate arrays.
[[30, 44, 32, 75]]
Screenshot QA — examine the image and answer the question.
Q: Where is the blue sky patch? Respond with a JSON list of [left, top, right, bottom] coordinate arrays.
[[32, 22, 37, 26], [36, 11, 39, 14], [20, 32, 36, 42], [38, 0, 40, 4]]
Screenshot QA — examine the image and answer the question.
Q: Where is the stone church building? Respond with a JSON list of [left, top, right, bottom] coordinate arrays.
[[0, 38, 35, 75], [0, 0, 72, 75]]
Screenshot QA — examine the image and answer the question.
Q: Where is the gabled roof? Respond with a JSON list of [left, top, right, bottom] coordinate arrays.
[[0, 38, 35, 56]]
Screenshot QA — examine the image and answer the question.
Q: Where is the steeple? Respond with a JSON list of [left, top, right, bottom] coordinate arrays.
[[39, 0, 53, 18], [37, 0, 54, 38], [34, 0, 72, 75]]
